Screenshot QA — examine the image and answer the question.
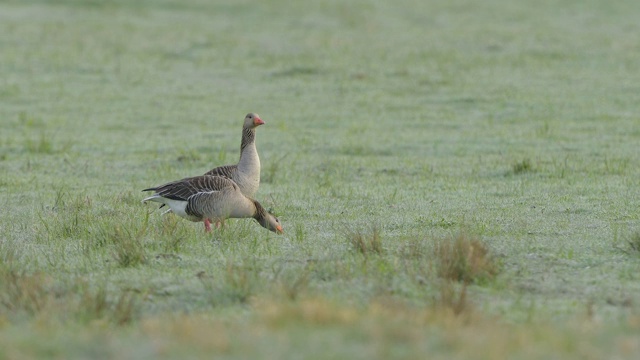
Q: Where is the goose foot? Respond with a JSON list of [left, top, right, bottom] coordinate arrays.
[[204, 219, 212, 232]]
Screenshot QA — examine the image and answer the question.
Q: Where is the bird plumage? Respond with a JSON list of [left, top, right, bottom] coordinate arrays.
[[142, 175, 282, 234], [204, 113, 263, 198]]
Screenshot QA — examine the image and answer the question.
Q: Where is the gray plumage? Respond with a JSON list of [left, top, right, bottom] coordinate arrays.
[[142, 175, 283, 234], [204, 113, 263, 198]]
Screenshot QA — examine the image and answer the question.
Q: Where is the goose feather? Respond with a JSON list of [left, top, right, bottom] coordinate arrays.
[[142, 175, 282, 234], [204, 113, 264, 198]]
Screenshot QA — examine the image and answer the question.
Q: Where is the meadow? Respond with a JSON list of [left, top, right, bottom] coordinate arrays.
[[1, 0, 640, 358]]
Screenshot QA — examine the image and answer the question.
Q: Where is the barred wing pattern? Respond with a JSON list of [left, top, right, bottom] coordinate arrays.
[[142, 176, 237, 201], [204, 164, 237, 179], [184, 191, 224, 219]]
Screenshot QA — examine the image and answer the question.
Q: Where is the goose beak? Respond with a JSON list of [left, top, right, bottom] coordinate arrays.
[[275, 225, 284, 234], [254, 117, 265, 126]]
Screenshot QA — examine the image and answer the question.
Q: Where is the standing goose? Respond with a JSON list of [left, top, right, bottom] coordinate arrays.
[[205, 113, 264, 198], [142, 175, 283, 234]]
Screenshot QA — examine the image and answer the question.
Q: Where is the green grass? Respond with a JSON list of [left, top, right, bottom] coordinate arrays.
[[1, 0, 640, 358]]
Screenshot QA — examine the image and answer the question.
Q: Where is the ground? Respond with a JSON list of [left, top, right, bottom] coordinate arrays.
[[1, 0, 640, 358]]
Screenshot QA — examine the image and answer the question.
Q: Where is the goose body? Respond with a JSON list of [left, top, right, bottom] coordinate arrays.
[[142, 175, 283, 234], [205, 113, 264, 198]]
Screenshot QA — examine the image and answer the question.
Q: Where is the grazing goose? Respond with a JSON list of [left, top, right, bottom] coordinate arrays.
[[142, 175, 283, 234], [205, 113, 264, 198]]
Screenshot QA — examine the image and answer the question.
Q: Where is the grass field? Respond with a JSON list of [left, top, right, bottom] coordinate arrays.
[[1, 0, 640, 358]]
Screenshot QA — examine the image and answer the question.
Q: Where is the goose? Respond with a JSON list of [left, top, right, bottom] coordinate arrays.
[[205, 113, 264, 198], [154, 113, 265, 224], [142, 175, 283, 234]]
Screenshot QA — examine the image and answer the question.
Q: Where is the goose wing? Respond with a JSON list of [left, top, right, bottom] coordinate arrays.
[[184, 190, 227, 219], [143, 175, 237, 201], [204, 164, 237, 179]]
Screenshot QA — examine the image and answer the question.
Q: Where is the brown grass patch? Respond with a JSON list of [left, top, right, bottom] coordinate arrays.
[[198, 262, 262, 306], [433, 233, 500, 284], [511, 158, 535, 174], [625, 232, 640, 255], [0, 270, 51, 315], [142, 315, 232, 354], [0, 267, 138, 325], [347, 226, 383, 257], [107, 225, 148, 268], [256, 297, 359, 328]]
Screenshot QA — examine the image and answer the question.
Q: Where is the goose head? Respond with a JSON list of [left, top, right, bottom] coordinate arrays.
[[244, 113, 265, 129], [253, 201, 284, 234], [258, 212, 284, 234]]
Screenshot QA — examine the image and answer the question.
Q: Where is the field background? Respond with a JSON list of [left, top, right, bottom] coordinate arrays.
[[1, 0, 640, 358]]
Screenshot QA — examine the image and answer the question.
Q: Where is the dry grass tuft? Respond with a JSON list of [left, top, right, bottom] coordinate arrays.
[[154, 214, 193, 252], [626, 232, 640, 255], [142, 315, 232, 354], [105, 225, 148, 268], [0, 240, 19, 267], [275, 268, 310, 301], [433, 233, 500, 284], [398, 237, 430, 260], [0, 269, 51, 315], [77, 285, 138, 326], [434, 281, 471, 317], [38, 192, 94, 242], [511, 158, 535, 174], [0, 267, 138, 325], [255, 297, 359, 327], [199, 262, 262, 306], [347, 226, 383, 257]]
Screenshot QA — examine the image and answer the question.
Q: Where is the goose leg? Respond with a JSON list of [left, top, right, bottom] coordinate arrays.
[[204, 218, 212, 232]]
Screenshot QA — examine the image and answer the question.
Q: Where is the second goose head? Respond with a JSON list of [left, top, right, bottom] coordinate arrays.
[[244, 113, 265, 129]]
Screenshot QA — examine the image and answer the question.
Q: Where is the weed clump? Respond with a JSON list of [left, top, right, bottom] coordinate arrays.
[[24, 132, 54, 154], [0, 267, 138, 325], [275, 267, 310, 301], [77, 285, 138, 326], [511, 158, 534, 175], [38, 191, 94, 242], [624, 232, 640, 255], [433, 233, 499, 284], [198, 262, 261, 306], [434, 281, 471, 316], [0, 269, 50, 315], [104, 226, 147, 267], [347, 226, 383, 257]]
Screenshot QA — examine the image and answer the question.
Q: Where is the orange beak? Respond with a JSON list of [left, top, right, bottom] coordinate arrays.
[[276, 225, 284, 234], [254, 117, 265, 126]]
